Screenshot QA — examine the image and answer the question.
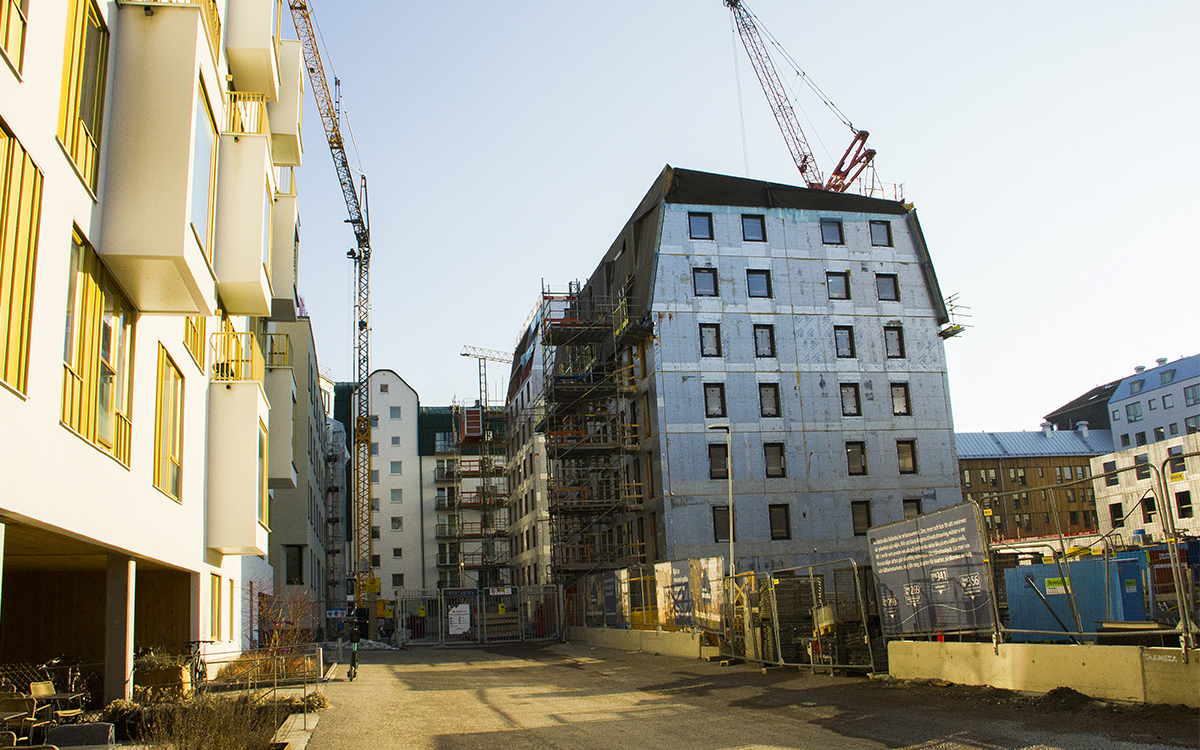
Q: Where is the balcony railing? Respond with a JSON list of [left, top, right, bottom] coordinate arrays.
[[61, 363, 132, 467], [264, 333, 291, 368], [210, 331, 263, 383], [225, 91, 269, 135]]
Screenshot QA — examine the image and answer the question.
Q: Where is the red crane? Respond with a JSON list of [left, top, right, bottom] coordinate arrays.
[[725, 0, 875, 192]]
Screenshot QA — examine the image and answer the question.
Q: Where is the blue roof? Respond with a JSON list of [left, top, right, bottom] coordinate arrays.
[[1108, 353, 1199, 404], [955, 429, 1114, 459]]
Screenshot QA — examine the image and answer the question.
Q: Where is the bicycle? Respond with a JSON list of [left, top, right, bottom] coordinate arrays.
[[184, 640, 214, 692], [347, 631, 360, 681]]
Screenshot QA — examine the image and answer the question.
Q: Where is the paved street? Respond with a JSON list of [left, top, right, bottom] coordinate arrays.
[[306, 642, 1197, 750]]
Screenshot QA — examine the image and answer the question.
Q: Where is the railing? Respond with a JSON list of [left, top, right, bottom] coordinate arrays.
[[60, 364, 132, 466], [275, 166, 296, 197], [114, 412, 132, 466], [436, 553, 458, 566], [210, 331, 263, 383], [434, 466, 457, 481], [435, 524, 461, 537], [225, 91, 269, 135], [184, 316, 206, 368], [264, 333, 291, 368], [0, 0, 27, 72]]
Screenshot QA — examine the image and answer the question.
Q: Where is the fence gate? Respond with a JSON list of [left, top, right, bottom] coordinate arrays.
[[520, 585, 562, 640], [441, 588, 481, 644], [481, 586, 521, 643], [396, 589, 441, 645]]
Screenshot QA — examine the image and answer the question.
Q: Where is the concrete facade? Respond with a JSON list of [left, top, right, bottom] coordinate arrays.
[[506, 314, 552, 586], [1108, 354, 1200, 451], [1091, 432, 1200, 542]]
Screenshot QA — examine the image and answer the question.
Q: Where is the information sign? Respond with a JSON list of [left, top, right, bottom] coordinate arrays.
[[448, 603, 471, 635]]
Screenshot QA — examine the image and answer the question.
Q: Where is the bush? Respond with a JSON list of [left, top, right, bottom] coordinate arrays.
[[101, 692, 326, 747]]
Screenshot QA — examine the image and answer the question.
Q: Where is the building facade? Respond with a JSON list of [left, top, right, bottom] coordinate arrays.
[[1107, 355, 1199, 451], [506, 315, 552, 587], [1, 0, 311, 699], [536, 166, 963, 582], [956, 424, 1112, 542], [1091, 432, 1199, 544]]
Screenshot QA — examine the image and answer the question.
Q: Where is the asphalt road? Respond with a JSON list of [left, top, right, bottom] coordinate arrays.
[[306, 641, 1198, 750]]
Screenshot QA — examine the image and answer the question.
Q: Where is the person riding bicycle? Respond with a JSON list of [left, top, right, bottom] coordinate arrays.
[[348, 627, 360, 680]]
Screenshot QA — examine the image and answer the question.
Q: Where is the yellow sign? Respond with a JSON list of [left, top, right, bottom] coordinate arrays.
[[498, 604, 506, 614], [983, 508, 993, 516], [418, 606, 426, 617], [364, 577, 380, 594], [1171, 472, 1186, 482]]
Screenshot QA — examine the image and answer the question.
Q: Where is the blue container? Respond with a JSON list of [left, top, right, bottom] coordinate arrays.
[[1004, 557, 1145, 642]]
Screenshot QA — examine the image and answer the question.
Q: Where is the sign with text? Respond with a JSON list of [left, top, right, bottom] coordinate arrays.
[[868, 502, 994, 636]]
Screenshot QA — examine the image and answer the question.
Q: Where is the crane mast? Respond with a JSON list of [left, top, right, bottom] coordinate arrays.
[[725, 0, 875, 192], [289, 0, 374, 607]]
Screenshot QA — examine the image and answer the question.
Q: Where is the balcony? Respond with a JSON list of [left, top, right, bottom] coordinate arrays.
[[213, 92, 273, 316], [99, 5, 220, 314], [210, 330, 263, 383], [264, 333, 296, 489], [269, 167, 299, 321], [206, 350, 271, 555], [267, 38, 303, 167], [225, 0, 280, 101]]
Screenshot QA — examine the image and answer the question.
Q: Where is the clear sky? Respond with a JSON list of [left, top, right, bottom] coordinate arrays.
[[290, 1, 1199, 432]]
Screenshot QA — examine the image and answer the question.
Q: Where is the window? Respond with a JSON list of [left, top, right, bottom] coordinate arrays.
[[834, 326, 856, 358], [688, 212, 713, 240], [390, 516, 403, 531], [1134, 454, 1150, 480], [369, 496, 380, 511], [369, 415, 379, 427], [692, 267, 718, 296], [390, 406, 402, 419], [1160, 369, 1176, 385], [186, 82, 218, 261], [390, 488, 403, 503], [851, 501, 872, 536], [769, 504, 791, 540], [903, 498, 922, 520], [869, 221, 893, 247], [759, 383, 780, 417], [1017, 467, 1027, 486], [1126, 402, 1143, 422], [890, 383, 912, 416], [1169, 422, 1180, 436], [1177, 491, 1194, 520], [210, 574, 222, 640], [897, 440, 918, 474], [391, 436, 400, 446], [827, 271, 850, 300], [742, 214, 766, 242], [389, 460, 402, 475], [391, 573, 405, 587], [1112, 409, 1120, 421], [0, 0, 28, 72], [1153, 427, 1165, 441], [370, 525, 380, 540], [746, 269, 772, 298], [708, 443, 729, 480], [704, 383, 726, 417], [764, 443, 785, 478], [0, 122, 43, 395], [371, 554, 380, 568], [846, 441, 867, 476], [884, 326, 906, 359], [370, 442, 379, 456], [1129, 379, 1144, 395], [1186, 384, 1200, 407], [713, 506, 733, 542], [875, 273, 899, 301], [154, 347, 185, 500], [1141, 495, 1157, 524], [284, 545, 303, 585], [1148, 399, 1157, 411], [435, 431, 454, 452], [62, 232, 135, 465], [392, 548, 403, 558], [1108, 503, 1124, 528], [1135, 432, 1146, 446], [820, 219, 844, 245], [1187, 415, 1200, 434], [370, 469, 379, 483], [1169, 446, 1186, 474], [1120, 434, 1131, 448], [257, 422, 268, 525], [58, 0, 109, 189], [840, 383, 862, 417], [1163, 394, 1174, 409], [699, 323, 722, 357], [1103, 460, 1118, 486], [753, 325, 775, 357]]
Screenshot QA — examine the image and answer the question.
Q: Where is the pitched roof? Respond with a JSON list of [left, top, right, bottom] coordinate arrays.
[[1108, 353, 1200, 403], [955, 429, 1114, 459]]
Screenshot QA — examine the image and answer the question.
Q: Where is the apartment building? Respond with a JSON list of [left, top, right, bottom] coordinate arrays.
[[0, 0, 309, 700], [955, 424, 1112, 542], [1108, 354, 1199, 450], [506, 316, 552, 587], [320, 375, 350, 629], [536, 166, 963, 582], [1092, 432, 1199, 543]]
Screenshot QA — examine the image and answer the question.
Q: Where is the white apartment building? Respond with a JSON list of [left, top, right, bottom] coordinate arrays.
[[506, 315, 552, 586], [0, 0, 311, 700], [1092, 433, 1199, 543], [1108, 354, 1199, 450]]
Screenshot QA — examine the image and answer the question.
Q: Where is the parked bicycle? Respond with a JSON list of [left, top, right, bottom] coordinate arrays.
[[184, 640, 214, 692], [347, 629, 360, 681]]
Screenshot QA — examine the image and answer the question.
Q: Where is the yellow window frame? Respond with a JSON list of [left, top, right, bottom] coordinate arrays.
[[0, 0, 28, 75], [154, 345, 185, 501], [57, 0, 108, 190], [190, 79, 218, 262], [0, 119, 42, 395]]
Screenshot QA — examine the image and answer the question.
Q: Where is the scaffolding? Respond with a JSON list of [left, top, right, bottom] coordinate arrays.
[[539, 282, 648, 584], [446, 402, 510, 588]]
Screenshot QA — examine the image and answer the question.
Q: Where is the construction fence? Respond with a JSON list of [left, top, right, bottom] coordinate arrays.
[[394, 585, 563, 645]]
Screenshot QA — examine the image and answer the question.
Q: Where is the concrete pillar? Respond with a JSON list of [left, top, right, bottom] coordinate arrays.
[[104, 556, 136, 703]]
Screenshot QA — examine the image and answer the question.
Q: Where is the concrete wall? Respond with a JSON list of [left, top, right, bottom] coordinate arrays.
[[888, 641, 1199, 707], [567, 626, 710, 660]]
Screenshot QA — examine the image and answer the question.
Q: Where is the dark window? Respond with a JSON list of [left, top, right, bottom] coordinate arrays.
[[834, 326, 856, 358], [1103, 460, 1118, 486], [1120, 434, 1131, 448], [1169, 446, 1185, 474], [764, 443, 786, 478], [1126, 402, 1143, 423], [876, 273, 899, 301], [704, 383, 726, 417], [827, 271, 850, 300], [1187, 384, 1200, 407], [891, 383, 911, 416], [903, 498, 922, 520], [851, 500, 872, 536], [713, 505, 734, 542], [1129, 379, 1144, 395], [1069, 511, 1079, 525], [759, 383, 780, 417], [284, 545, 304, 585], [392, 573, 404, 587], [869, 221, 893, 246], [1153, 426, 1165, 441], [846, 441, 867, 476], [742, 214, 766, 242], [1141, 495, 1157, 524], [840, 383, 862, 416], [753, 324, 776, 357], [897, 440, 918, 474], [1169, 422, 1179, 435], [1163, 394, 1174, 409], [769, 504, 791, 540], [1177, 490, 1194, 520], [688, 212, 713, 240], [747, 269, 772, 298], [1160, 369, 1176, 385], [1135, 431, 1147, 446], [1109, 503, 1124, 528], [884, 326, 906, 358], [699, 323, 721, 357], [692, 268, 718, 296], [1188, 415, 1200, 434], [820, 219, 844, 245], [708, 443, 729, 480], [1134, 453, 1151, 480]]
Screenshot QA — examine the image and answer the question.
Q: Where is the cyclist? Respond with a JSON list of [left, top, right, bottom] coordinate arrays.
[[348, 627, 360, 681]]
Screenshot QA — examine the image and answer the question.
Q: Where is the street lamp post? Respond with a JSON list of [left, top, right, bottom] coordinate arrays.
[[708, 424, 734, 576]]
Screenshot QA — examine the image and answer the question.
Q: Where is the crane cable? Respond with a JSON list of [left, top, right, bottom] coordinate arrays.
[[311, 10, 367, 178], [730, 14, 750, 177]]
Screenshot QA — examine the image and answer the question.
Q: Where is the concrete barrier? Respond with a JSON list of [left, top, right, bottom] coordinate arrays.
[[567, 626, 708, 659], [888, 641, 1198, 707]]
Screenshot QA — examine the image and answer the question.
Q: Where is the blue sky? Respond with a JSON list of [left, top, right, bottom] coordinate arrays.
[[291, 1, 1199, 431]]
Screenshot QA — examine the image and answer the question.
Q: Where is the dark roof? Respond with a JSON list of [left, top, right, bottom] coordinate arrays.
[[664, 167, 910, 215]]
